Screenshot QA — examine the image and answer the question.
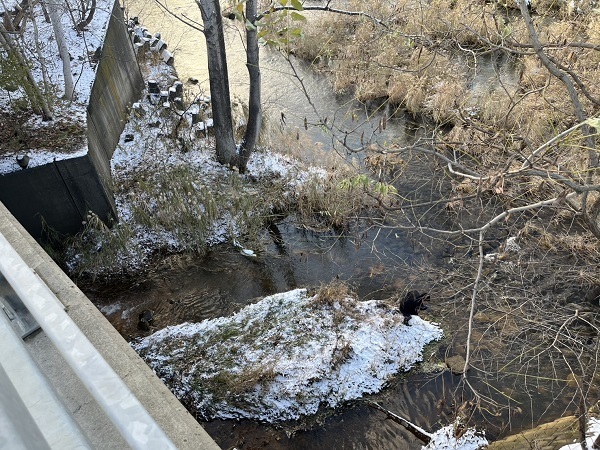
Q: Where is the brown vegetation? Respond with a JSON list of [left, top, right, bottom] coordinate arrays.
[[286, 0, 600, 441]]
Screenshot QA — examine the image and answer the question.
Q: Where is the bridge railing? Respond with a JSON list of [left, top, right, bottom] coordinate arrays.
[[0, 231, 176, 450]]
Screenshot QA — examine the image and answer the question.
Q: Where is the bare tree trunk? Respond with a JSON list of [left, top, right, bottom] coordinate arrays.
[[196, 0, 237, 166], [76, 0, 95, 31], [0, 24, 52, 119], [237, 0, 262, 173], [517, 0, 600, 237], [30, 7, 50, 95], [46, 0, 74, 100]]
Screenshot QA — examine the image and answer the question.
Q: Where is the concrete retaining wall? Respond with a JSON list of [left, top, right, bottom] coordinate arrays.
[[0, 201, 221, 450], [0, 0, 143, 239], [0, 156, 115, 237], [87, 1, 144, 183]]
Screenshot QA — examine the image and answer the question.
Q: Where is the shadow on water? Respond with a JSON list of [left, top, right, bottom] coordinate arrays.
[[84, 224, 449, 449], [85, 221, 426, 340]]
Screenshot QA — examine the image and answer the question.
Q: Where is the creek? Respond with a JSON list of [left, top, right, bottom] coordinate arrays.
[[81, 1, 578, 448]]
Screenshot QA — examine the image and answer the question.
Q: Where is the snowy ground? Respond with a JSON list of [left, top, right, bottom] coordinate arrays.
[[0, 0, 113, 174], [559, 417, 600, 450], [65, 83, 329, 276], [133, 287, 444, 422]]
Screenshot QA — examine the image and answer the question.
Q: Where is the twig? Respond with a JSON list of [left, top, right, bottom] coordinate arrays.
[[364, 400, 432, 444], [257, 5, 388, 28], [153, 0, 204, 33], [463, 230, 485, 375]]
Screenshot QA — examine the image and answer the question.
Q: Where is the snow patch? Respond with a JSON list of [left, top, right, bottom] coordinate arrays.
[[132, 288, 443, 422], [558, 417, 600, 450], [0, 0, 113, 173], [504, 236, 520, 253], [423, 423, 488, 450]]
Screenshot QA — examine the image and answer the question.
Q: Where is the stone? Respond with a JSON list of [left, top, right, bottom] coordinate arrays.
[[138, 309, 154, 331], [16, 155, 29, 169], [445, 355, 467, 374], [174, 81, 183, 96], [147, 80, 159, 94], [161, 49, 174, 65], [190, 105, 201, 124], [153, 39, 167, 52], [147, 93, 160, 105]]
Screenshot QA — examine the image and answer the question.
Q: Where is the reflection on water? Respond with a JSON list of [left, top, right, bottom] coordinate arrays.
[[86, 222, 424, 339], [83, 218, 576, 448], [85, 222, 447, 448]]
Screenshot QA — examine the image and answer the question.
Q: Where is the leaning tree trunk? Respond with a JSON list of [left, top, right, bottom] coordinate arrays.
[[237, 0, 262, 173], [196, 0, 237, 166], [46, 0, 74, 100], [76, 0, 96, 31], [518, 0, 600, 238], [0, 24, 52, 119]]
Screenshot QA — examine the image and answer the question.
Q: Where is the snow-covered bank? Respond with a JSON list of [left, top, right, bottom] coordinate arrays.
[[133, 287, 443, 422], [62, 33, 336, 277], [559, 417, 600, 450], [423, 423, 487, 450]]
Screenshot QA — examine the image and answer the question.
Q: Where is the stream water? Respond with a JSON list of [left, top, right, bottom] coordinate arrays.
[[80, 1, 578, 448]]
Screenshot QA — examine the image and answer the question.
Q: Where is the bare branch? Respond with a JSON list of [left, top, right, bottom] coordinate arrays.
[[364, 400, 432, 443], [154, 0, 204, 33], [257, 5, 388, 28], [463, 230, 485, 375]]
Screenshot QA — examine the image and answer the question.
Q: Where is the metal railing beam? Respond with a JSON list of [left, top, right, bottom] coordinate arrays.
[[0, 231, 176, 450]]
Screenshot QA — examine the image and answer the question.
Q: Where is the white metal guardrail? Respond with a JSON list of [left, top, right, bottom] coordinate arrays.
[[0, 306, 91, 449], [0, 231, 177, 450]]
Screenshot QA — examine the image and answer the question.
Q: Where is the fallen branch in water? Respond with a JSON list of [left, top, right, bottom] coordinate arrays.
[[364, 399, 432, 444]]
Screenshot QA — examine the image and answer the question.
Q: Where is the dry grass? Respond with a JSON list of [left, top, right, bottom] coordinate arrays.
[[206, 364, 278, 398], [521, 221, 600, 260], [293, 0, 599, 146], [364, 150, 407, 178], [294, 169, 371, 230], [310, 280, 357, 308], [425, 78, 467, 124], [519, 55, 547, 89], [66, 99, 382, 279]]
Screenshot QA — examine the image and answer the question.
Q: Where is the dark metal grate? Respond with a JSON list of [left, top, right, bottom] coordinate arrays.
[[0, 272, 39, 338]]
